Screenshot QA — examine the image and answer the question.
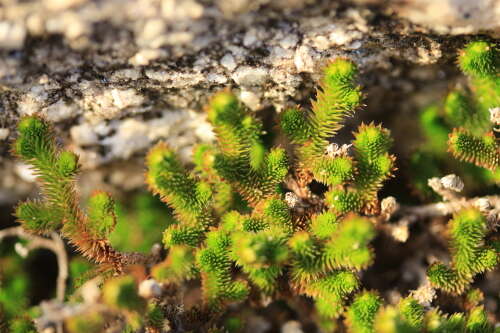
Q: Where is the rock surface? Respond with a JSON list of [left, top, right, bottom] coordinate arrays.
[[0, 0, 498, 203]]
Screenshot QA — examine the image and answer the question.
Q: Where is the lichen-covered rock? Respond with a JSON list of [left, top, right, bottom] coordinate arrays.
[[394, 0, 500, 36]]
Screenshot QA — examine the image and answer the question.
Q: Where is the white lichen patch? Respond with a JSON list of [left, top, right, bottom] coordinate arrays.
[[129, 49, 168, 66], [137, 18, 167, 48], [396, 0, 500, 35], [161, 0, 204, 20], [329, 27, 363, 48], [220, 53, 237, 71], [268, 46, 295, 67], [17, 82, 58, 116], [17, 94, 42, 116], [110, 69, 142, 82], [145, 70, 205, 88], [207, 72, 228, 84], [232, 66, 269, 86], [415, 39, 442, 64], [0, 128, 10, 140], [440, 174, 464, 192], [45, 12, 90, 43], [489, 107, 500, 125], [279, 34, 299, 49], [70, 122, 100, 146], [72, 110, 214, 168], [138, 279, 162, 298], [410, 280, 436, 307], [44, 99, 80, 122], [80, 86, 145, 122], [282, 321, 304, 333], [243, 28, 259, 47], [0, 21, 26, 49], [294, 45, 316, 73], [391, 221, 409, 243], [43, 0, 86, 11], [240, 90, 262, 111], [102, 118, 151, 159]]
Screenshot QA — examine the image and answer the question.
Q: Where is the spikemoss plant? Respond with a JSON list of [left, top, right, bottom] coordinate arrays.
[[449, 41, 499, 170], [7, 53, 499, 332], [411, 41, 499, 196], [427, 208, 498, 294], [12, 117, 126, 272], [143, 58, 392, 321]]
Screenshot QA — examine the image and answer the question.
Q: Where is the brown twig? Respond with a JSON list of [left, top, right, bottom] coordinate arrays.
[[395, 195, 500, 224]]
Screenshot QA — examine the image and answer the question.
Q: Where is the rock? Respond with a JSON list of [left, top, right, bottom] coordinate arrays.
[[138, 279, 162, 298], [294, 45, 316, 73], [240, 90, 262, 111], [232, 66, 269, 86], [220, 53, 237, 71], [282, 321, 303, 333], [0, 128, 10, 141], [394, 0, 500, 35], [0, 21, 26, 49]]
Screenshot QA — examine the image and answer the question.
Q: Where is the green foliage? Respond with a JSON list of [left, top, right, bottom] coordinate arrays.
[[56, 151, 79, 177], [87, 191, 116, 239], [287, 215, 374, 318], [411, 41, 499, 195], [310, 211, 338, 239], [8, 316, 36, 333], [419, 306, 495, 333], [103, 275, 145, 312], [146, 303, 165, 329], [458, 41, 498, 77], [141, 58, 386, 322], [15, 201, 61, 234], [281, 59, 395, 213], [425, 310, 466, 333], [374, 297, 424, 333], [230, 229, 288, 294], [312, 155, 355, 186], [7, 58, 393, 330], [152, 245, 198, 283], [110, 193, 175, 253], [66, 311, 106, 333], [197, 230, 249, 309], [325, 188, 364, 214], [147, 142, 215, 249], [280, 108, 311, 144], [206, 91, 288, 204], [65, 257, 94, 296], [147, 142, 212, 223], [448, 129, 499, 171], [465, 306, 495, 333], [0, 246, 30, 321], [427, 208, 498, 294], [283, 58, 363, 166], [12, 115, 124, 268], [323, 215, 375, 270], [345, 291, 382, 333], [305, 271, 360, 319]]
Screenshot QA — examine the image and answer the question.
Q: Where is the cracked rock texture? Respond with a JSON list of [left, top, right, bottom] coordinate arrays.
[[0, 0, 498, 203]]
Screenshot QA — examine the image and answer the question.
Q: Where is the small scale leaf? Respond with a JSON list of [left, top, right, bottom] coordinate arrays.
[[87, 191, 117, 239]]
